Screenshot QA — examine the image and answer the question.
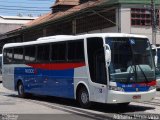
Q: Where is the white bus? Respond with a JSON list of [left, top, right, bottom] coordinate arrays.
[[152, 46, 160, 89], [0, 54, 2, 82], [2, 33, 156, 108]]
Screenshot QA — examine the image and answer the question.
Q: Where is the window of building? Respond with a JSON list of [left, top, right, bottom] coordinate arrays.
[[67, 40, 84, 62], [24, 46, 36, 62], [131, 8, 159, 26], [37, 44, 50, 62]]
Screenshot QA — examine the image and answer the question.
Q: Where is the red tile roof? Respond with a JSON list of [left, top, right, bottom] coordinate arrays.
[[25, 0, 102, 28], [51, 0, 80, 7]]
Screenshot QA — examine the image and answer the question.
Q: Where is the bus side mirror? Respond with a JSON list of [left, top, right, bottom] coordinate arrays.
[[155, 56, 158, 67], [104, 44, 111, 66]]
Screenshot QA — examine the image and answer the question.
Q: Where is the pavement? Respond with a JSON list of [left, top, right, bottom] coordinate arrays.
[[1, 83, 160, 120], [0, 84, 69, 114]]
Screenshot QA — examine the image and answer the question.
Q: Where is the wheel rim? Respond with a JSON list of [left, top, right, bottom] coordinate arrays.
[[81, 91, 88, 104], [18, 84, 23, 95]]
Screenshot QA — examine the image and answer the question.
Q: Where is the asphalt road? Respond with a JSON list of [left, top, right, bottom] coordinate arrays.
[[0, 83, 160, 120]]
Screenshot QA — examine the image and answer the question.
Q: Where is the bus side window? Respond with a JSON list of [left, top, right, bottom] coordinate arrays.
[[4, 48, 13, 64], [51, 42, 67, 62], [67, 40, 84, 62], [37, 44, 50, 62], [13, 47, 24, 64], [3, 49, 7, 64], [24, 46, 36, 63]]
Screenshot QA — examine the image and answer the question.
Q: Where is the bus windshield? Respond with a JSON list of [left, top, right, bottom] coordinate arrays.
[[106, 37, 155, 83]]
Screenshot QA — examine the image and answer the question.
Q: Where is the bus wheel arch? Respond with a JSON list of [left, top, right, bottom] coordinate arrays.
[[16, 80, 22, 90], [76, 83, 91, 108], [17, 80, 26, 98]]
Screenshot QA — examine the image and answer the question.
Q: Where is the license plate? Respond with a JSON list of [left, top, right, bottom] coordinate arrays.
[[133, 95, 141, 99]]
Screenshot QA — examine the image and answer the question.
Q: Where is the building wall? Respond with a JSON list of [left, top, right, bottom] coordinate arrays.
[[131, 27, 160, 45], [88, 26, 118, 33], [83, 6, 160, 45], [119, 7, 160, 45], [0, 24, 22, 34], [86, 8, 119, 34], [0, 16, 36, 35], [120, 8, 131, 33]]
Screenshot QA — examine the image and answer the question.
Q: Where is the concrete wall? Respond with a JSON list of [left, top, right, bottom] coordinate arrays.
[[120, 8, 131, 33], [0, 24, 22, 34], [86, 8, 119, 34], [0, 16, 36, 35], [0, 16, 36, 24], [131, 27, 160, 45], [119, 7, 160, 45], [88, 26, 118, 33], [77, 7, 160, 45]]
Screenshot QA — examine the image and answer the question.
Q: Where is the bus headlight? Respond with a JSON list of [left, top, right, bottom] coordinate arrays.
[[149, 86, 156, 91], [109, 86, 124, 92]]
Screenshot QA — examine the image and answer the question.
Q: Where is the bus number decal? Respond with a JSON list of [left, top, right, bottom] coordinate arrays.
[[25, 69, 35, 74]]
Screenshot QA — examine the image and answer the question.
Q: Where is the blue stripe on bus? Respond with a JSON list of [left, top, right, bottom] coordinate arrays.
[[116, 82, 150, 92], [14, 67, 74, 98]]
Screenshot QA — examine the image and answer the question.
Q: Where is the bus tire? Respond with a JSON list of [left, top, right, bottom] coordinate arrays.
[[78, 87, 91, 108], [17, 82, 26, 98]]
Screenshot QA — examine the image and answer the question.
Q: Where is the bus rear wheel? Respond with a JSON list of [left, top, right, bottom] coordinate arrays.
[[17, 82, 26, 98], [78, 87, 91, 108]]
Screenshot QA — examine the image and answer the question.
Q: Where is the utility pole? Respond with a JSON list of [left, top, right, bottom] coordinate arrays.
[[151, 0, 156, 45]]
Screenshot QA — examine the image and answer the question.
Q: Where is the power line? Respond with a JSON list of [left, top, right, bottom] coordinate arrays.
[[0, 0, 53, 4], [0, 7, 50, 11], [0, 5, 50, 9], [0, 0, 53, 16], [0, 10, 48, 14]]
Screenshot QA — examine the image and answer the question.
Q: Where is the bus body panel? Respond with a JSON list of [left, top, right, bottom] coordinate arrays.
[[13, 63, 86, 99], [74, 66, 89, 99], [3, 65, 16, 90], [107, 89, 156, 103]]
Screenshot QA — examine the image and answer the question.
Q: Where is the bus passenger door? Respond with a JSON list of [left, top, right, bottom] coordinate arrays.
[[92, 52, 107, 103], [87, 37, 107, 103]]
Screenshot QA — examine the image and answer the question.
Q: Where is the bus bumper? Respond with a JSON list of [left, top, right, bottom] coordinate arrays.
[[106, 89, 156, 104], [156, 78, 160, 89]]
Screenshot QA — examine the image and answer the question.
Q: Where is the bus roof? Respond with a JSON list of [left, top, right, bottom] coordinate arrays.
[[3, 33, 148, 49]]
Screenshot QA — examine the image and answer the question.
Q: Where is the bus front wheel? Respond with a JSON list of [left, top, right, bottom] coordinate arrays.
[[117, 102, 130, 107], [78, 87, 91, 108], [17, 82, 26, 98]]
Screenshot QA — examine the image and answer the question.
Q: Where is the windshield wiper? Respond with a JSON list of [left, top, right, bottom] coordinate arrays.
[[137, 65, 149, 83]]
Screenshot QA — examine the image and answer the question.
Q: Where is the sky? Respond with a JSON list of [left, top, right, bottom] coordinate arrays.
[[0, 0, 54, 17]]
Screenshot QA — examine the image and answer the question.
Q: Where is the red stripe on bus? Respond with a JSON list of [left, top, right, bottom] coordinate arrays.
[[146, 80, 156, 86], [27, 62, 85, 70], [138, 80, 156, 86]]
